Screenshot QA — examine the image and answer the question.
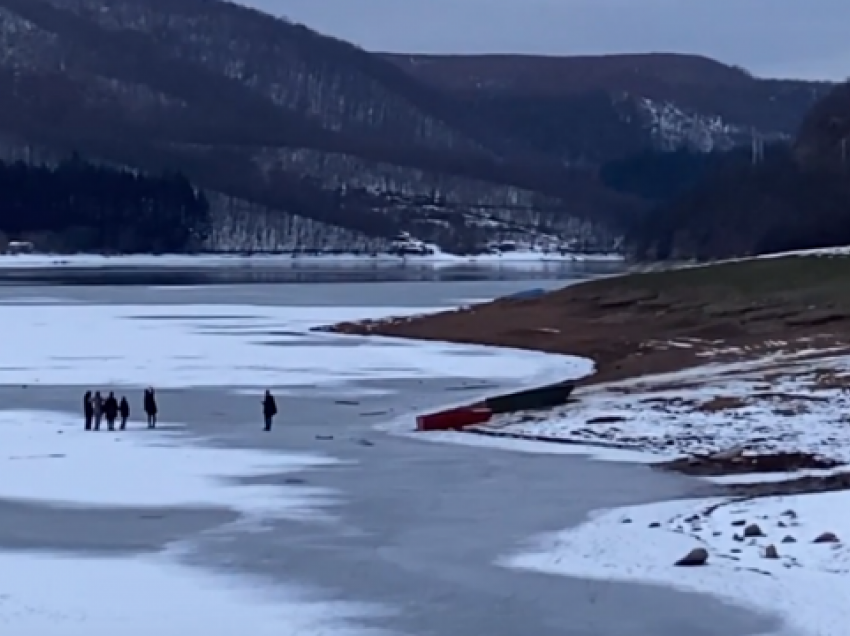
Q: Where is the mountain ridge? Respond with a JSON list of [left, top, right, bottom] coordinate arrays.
[[0, 0, 832, 253]]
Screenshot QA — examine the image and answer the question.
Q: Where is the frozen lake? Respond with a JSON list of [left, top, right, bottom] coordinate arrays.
[[0, 268, 777, 636], [0, 259, 624, 287]]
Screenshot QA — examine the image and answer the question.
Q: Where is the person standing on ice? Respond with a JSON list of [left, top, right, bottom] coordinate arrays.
[[119, 396, 130, 430], [92, 391, 104, 431], [144, 387, 158, 429], [103, 392, 119, 431], [83, 391, 93, 431], [262, 390, 277, 431]]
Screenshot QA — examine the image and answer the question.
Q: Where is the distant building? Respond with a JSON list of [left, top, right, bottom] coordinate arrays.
[[6, 241, 34, 254], [389, 232, 434, 256]]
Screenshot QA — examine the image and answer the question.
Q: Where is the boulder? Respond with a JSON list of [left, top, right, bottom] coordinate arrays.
[[814, 532, 840, 544], [744, 523, 764, 537], [674, 547, 709, 567], [763, 544, 779, 559]]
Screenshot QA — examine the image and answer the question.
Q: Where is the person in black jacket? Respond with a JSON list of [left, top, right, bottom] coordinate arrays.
[[262, 390, 277, 431], [83, 391, 93, 431], [103, 392, 119, 431], [144, 388, 158, 429], [93, 391, 104, 431], [119, 396, 130, 430]]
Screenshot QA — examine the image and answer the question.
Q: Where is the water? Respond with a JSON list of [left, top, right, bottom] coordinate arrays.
[[0, 260, 624, 286]]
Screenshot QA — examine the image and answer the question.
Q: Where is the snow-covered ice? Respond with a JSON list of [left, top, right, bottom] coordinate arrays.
[[502, 490, 850, 636], [0, 407, 386, 634], [0, 551, 389, 636], [0, 297, 595, 633], [0, 410, 340, 518], [0, 304, 585, 388]]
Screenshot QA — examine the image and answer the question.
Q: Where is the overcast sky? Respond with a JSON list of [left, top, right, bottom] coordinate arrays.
[[240, 0, 846, 80]]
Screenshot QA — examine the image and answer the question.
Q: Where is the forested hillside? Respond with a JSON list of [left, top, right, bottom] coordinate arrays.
[[383, 53, 830, 163], [0, 157, 208, 252], [0, 0, 832, 253], [625, 82, 850, 261]]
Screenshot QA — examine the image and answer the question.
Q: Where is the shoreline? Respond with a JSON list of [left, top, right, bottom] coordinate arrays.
[[0, 252, 625, 270], [0, 280, 780, 636], [320, 267, 850, 636], [320, 254, 850, 386]]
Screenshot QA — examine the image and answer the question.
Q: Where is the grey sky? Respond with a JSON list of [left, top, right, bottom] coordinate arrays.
[[240, 0, 846, 80]]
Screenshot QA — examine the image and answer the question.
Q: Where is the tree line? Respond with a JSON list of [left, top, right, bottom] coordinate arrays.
[[0, 155, 210, 253], [618, 143, 850, 260]]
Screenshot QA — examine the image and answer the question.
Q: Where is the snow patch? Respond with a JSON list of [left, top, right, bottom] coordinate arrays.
[[0, 410, 340, 520], [477, 350, 850, 463], [0, 304, 580, 388], [0, 550, 389, 636], [502, 491, 850, 636]]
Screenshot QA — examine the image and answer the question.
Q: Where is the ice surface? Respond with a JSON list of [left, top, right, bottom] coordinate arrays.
[[502, 491, 850, 636], [0, 296, 593, 633], [0, 410, 340, 519], [387, 427, 660, 462], [0, 409, 388, 634], [0, 550, 390, 636], [0, 304, 591, 388]]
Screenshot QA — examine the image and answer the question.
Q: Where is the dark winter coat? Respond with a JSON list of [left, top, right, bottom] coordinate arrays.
[[93, 394, 103, 416], [104, 396, 119, 420], [262, 395, 278, 418], [144, 391, 158, 415], [84, 393, 94, 418], [119, 398, 130, 418]]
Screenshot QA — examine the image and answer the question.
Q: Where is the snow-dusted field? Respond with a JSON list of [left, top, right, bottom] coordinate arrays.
[[0, 251, 623, 269], [0, 300, 588, 634], [478, 347, 850, 463]]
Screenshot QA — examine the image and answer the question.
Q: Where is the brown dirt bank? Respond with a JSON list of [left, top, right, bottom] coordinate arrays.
[[321, 256, 850, 385]]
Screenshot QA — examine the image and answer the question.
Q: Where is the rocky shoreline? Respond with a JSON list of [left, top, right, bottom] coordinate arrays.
[[318, 256, 850, 498]]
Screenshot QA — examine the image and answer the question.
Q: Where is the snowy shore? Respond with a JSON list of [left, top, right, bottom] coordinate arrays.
[[501, 490, 850, 636], [442, 344, 850, 636]]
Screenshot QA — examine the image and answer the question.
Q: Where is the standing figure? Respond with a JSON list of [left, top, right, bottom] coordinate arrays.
[[262, 390, 277, 432], [119, 396, 130, 430], [93, 391, 104, 431], [83, 391, 93, 431], [104, 392, 119, 431], [144, 388, 158, 429]]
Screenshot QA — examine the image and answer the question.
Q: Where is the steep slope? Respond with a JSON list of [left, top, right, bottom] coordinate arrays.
[[0, 0, 635, 251], [626, 81, 850, 261], [793, 81, 850, 170], [382, 53, 832, 163]]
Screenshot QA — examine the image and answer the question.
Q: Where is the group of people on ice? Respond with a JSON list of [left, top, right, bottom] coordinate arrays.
[[82, 388, 279, 431], [83, 387, 158, 431]]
